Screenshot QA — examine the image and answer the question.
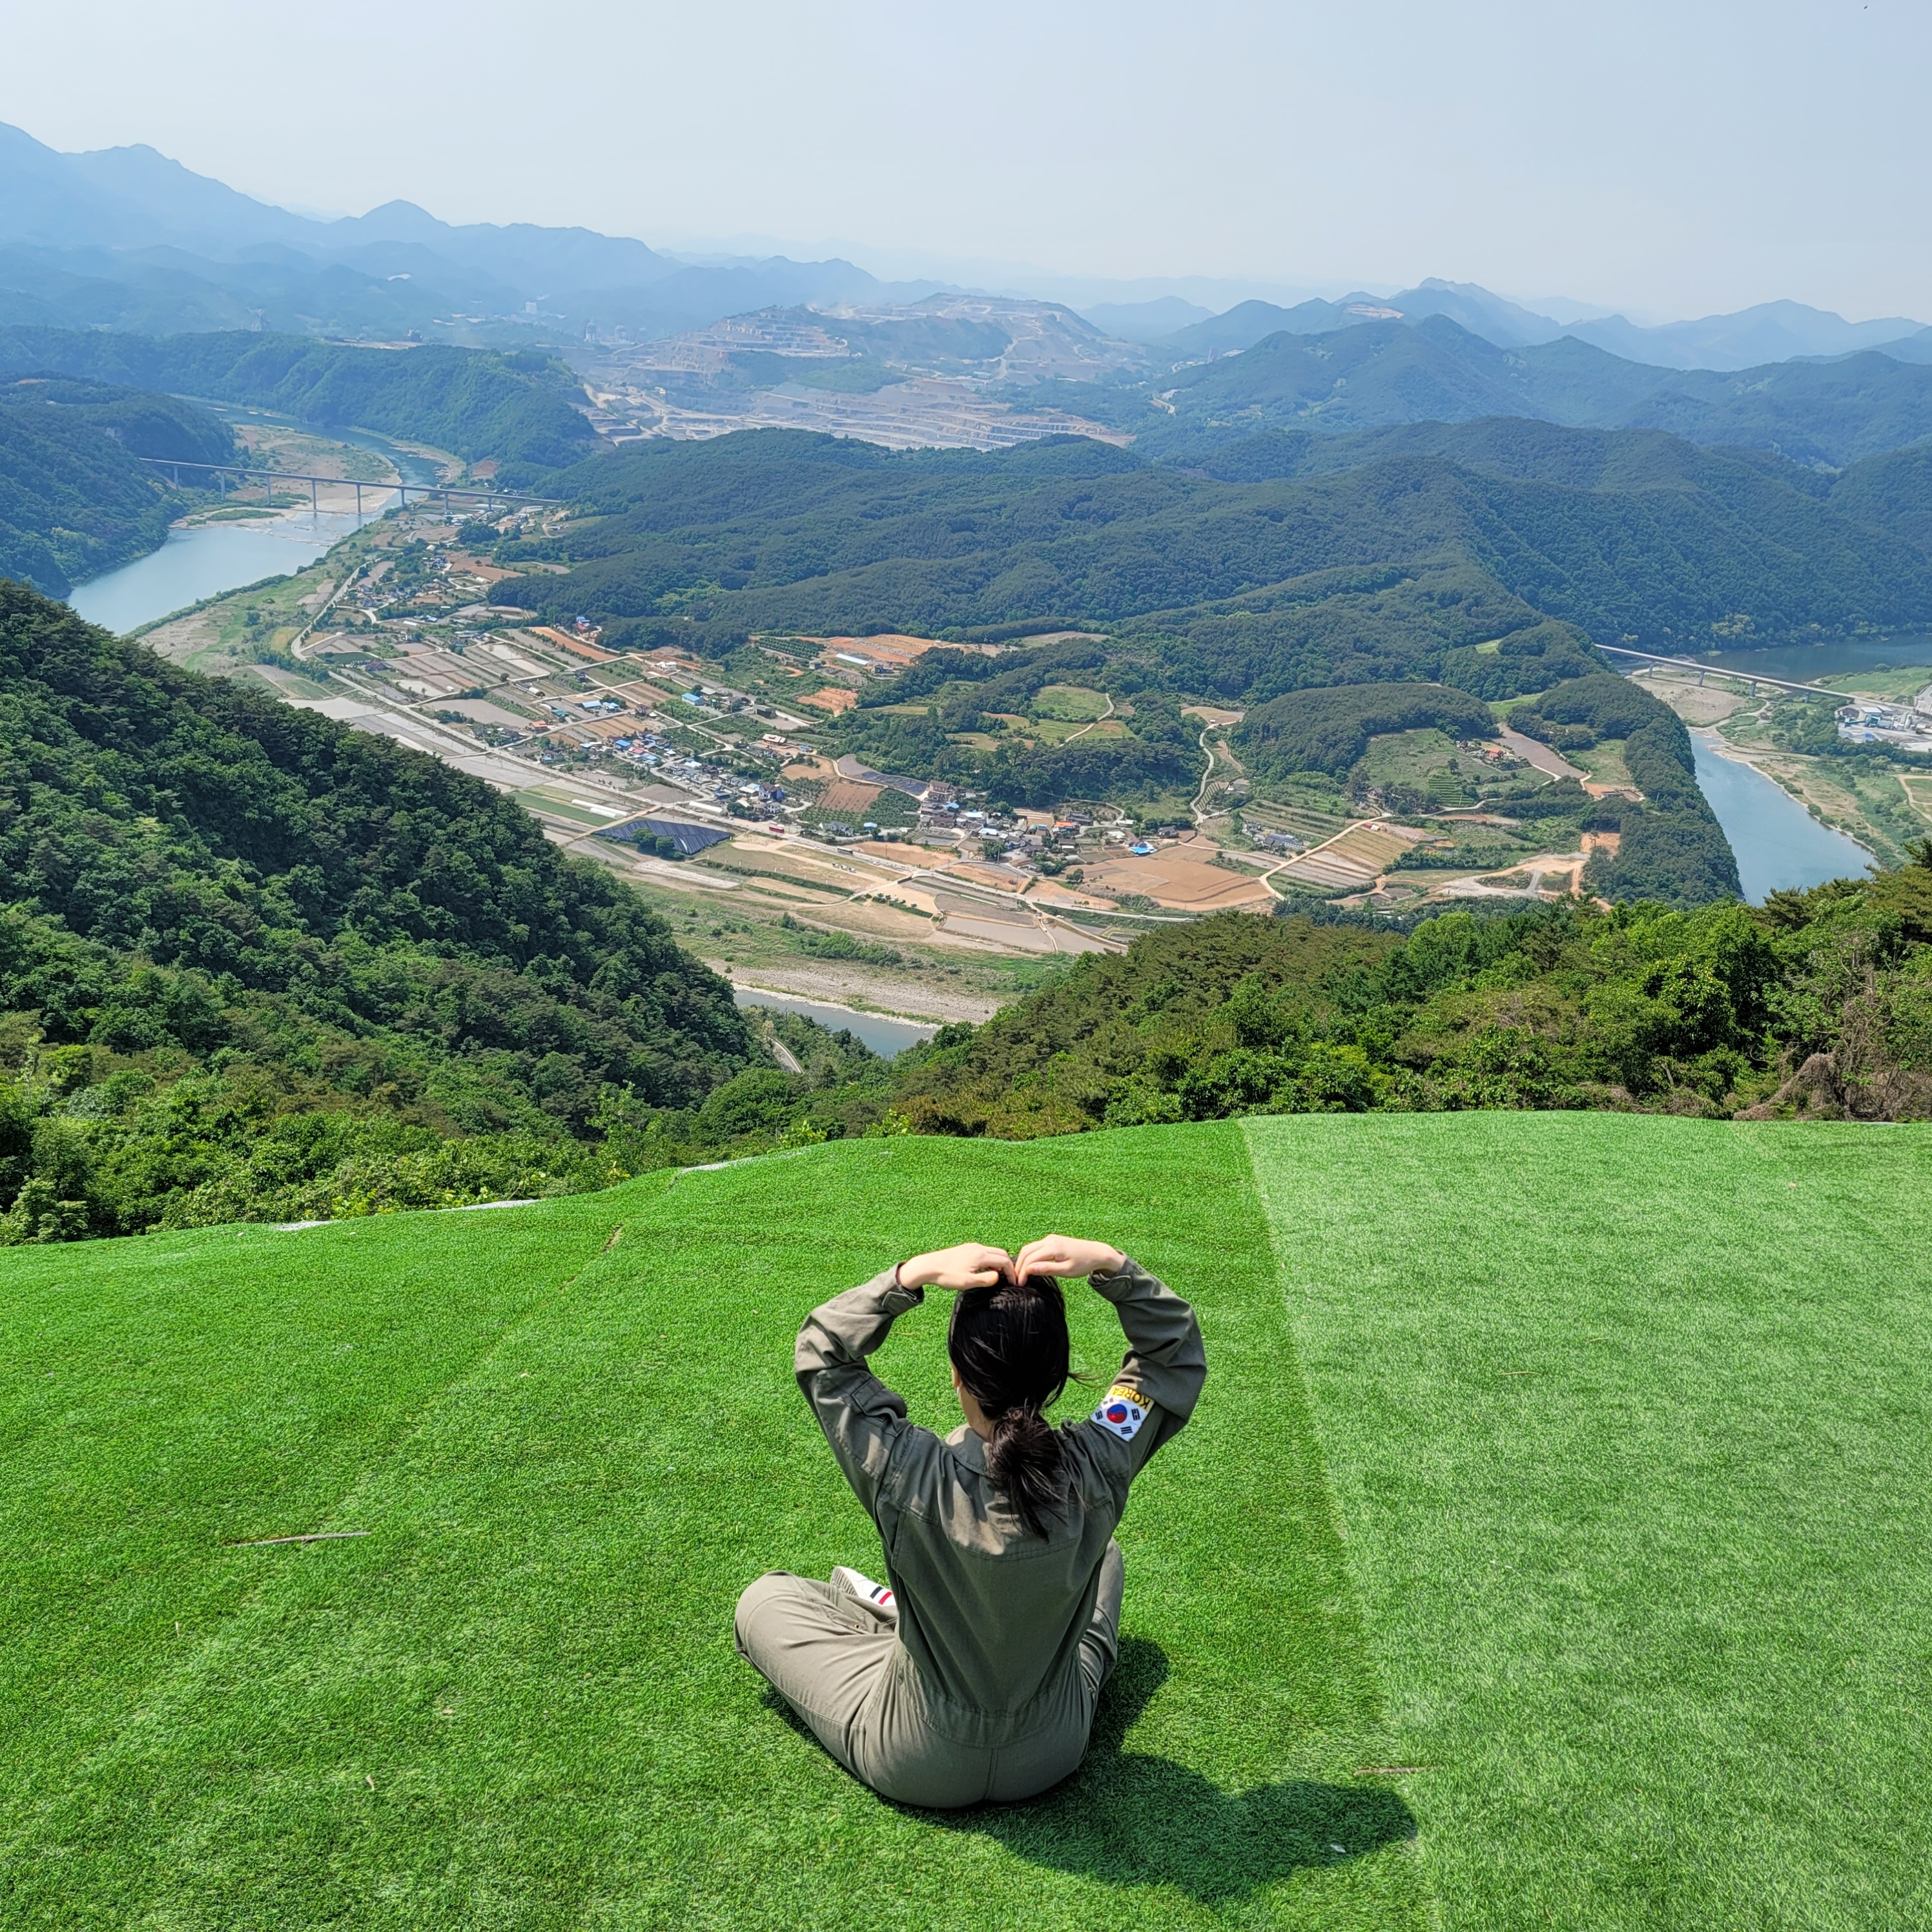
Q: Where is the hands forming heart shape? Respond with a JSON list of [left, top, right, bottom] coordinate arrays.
[[897, 1235, 1125, 1294]]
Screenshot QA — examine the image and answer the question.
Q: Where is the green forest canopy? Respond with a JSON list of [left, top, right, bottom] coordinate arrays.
[[1234, 682, 1498, 781], [890, 861, 1932, 1136], [0, 376, 236, 594], [0, 327, 597, 476], [493, 421, 1932, 667], [0, 579, 754, 1240]]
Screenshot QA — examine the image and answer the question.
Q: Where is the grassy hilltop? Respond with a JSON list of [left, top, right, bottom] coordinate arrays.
[[3, 1116, 1926, 1930]]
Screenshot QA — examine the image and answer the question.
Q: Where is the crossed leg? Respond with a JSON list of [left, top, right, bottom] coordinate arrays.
[[734, 1571, 896, 1776]]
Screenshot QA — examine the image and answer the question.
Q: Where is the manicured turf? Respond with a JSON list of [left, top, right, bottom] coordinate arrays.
[[3, 1118, 1926, 1928], [0, 1129, 1426, 1931], [1248, 1113, 1932, 1931]]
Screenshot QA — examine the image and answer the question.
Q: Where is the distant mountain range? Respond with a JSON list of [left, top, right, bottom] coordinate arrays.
[[1131, 316, 1932, 468], [3, 119, 1927, 387], [0, 121, 936, 345], [1147, 278, 1932, 373]]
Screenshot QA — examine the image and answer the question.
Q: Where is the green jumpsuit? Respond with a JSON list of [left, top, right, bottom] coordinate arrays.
[[734, 1257, 1206, 1808]]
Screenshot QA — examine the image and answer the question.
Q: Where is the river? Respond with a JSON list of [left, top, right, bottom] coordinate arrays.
[[732, 989, 938, 1059], [1690, 734, 1873, 902], [65, 413, 446, 635], [67, 511, 369, 633], [1698, 635, 1932, 681], [59, 465, 1897, 914], [1676, 640, 1908, 898]]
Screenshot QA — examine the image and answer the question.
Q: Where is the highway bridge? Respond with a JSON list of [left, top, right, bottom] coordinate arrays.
[[141, 457, 559, 517], [1598, 642, 1842, 701]]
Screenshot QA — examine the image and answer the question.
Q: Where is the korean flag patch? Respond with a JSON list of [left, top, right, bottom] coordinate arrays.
[[1092, 1382, 1149, 1442]]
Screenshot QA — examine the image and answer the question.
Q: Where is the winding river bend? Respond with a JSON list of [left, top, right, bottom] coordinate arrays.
[[65, 417, 446, 635], [60, 454, 1906, 911], [1690, 734, 1873, 902]]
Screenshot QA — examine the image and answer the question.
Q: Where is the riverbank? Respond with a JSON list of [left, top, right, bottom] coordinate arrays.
[[726, 985, 940, 1058], [708, 958, 1000, 1025], [65, 417, 450, 637], [1689, 732, 1874, 900], [68, 510, 369, 636], [1637, 664, 1911, 886]]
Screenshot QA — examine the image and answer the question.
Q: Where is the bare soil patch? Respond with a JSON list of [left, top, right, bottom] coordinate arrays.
[[1086, 842, 1276, 911]]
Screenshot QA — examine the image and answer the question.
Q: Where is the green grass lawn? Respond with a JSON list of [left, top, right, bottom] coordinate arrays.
[[1, 1118, 1926, 1928], [1249, 1113, 1932, 1931]]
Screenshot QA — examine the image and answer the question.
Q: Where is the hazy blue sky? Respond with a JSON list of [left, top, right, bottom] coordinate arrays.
[[4, 0, 1926, 320]]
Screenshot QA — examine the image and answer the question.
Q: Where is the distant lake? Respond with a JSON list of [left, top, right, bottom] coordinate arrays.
[[732, 988, 938, 1059], [1690, 733, 1873, 902]]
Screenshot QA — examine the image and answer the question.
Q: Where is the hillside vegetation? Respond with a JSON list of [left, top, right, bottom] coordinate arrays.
[[8, 566, 1921, 1249], [469, 417, 1932, 895], [889, 859, 1932, 1135], [0, 581, 754, 1240], [0, 325, 598, 476], [1501, 672, 1738, 903], [1233, 683, 1497, 781], [496, 426, 1932, 663], [0, 375, 235, 593], [1221, 674, 1742, 907], [1, 1119, 1924, 1929]]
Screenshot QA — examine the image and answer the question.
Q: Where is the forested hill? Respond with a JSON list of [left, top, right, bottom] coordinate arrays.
[[1109, 316, 1932, 468], [889, 862, 1932, 1135], [495, 422, 1932, 662], [0, 327, 597, 476], [0, 376, 236, 594], [0, 579, 750, 1239]]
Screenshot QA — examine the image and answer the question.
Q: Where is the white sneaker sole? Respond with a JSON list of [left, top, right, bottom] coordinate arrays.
[[831, 1564, 898, 1621]]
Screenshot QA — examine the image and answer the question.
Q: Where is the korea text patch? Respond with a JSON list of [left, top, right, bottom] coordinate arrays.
[[1091, 1382, 1149, 1441]]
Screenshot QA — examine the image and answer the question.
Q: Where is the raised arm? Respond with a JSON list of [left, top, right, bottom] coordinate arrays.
[[1087, 1255, 1206, 1469], [1015, 1235, 1206, 1479], [794, 1243, 1013, 1518], [794, 1271, 922, 1519]]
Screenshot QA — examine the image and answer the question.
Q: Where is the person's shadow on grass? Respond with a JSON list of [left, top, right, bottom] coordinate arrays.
[[931, 1639, 1417, 1905]]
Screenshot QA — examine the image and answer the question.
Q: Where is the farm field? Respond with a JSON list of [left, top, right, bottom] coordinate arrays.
[[1, 1118, 1925, 1929], [1083, 836, 1279, 910]]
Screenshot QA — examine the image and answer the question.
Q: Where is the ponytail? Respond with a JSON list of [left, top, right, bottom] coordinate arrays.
[[984, 1401, 1068, 1539], [949, 1275, 1072, 1538]]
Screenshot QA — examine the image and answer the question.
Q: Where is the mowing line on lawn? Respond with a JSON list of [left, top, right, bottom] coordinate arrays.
[[1242, 1116, 1448, 1931], [0, 1189, 653, 1888]]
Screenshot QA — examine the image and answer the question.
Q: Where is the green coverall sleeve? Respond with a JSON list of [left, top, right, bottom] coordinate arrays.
[[794, 1267, 926, 1519], [1082, 1255, 1207, 1481]]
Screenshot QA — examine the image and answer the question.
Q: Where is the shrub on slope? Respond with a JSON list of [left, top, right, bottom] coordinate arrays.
[[889, 864, 1932, 1135], [0, 579, 754, 1237]]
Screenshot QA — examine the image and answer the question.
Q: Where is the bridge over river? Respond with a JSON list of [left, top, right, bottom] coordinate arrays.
[[1598, 643, 1842, 701], [140, 457, 559, 520]]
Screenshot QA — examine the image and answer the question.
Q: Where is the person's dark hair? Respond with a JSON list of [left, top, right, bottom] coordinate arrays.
[[948, 1276, 1071, 1537]]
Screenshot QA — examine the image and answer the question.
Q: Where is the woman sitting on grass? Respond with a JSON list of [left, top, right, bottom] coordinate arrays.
[[734, 1234, 1206, 1808]]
